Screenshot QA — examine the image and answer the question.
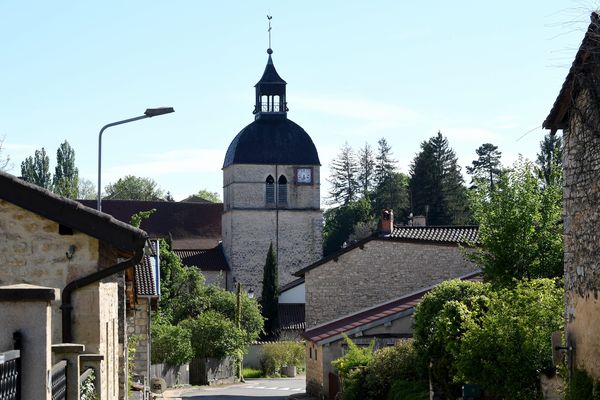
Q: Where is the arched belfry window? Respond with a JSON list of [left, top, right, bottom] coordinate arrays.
[[278, 175, 288, 206], [266, 175, 275, 204]]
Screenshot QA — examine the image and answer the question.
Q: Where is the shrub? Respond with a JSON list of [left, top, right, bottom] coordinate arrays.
[[456, 279, 564, 400], [413, 279, 490, 398], [151, 321, 193, 365], [386, 379, 428, 400], [182, 310, 245, 360], [331, 335, 375, 400], [365, 339, 422, 399], [260, 341, 305, 375]]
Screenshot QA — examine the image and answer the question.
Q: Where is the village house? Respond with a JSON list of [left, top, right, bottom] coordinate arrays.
[[294, 210, 479, 398], [543, 11, 600, 381], [0, 170, 149, 399]]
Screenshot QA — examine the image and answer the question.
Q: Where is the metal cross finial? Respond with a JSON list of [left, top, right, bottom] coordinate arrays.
[[267, 15, 272, 49]]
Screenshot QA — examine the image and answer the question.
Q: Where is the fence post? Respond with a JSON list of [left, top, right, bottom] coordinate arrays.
[[80, 354, 104, 400], [0, 284, 59, 400], [52, 343, 85, 400]]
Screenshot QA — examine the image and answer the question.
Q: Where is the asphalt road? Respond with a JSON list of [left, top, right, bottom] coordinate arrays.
[[169, 377, 306, 400]]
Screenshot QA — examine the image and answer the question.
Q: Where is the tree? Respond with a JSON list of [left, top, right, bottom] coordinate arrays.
[[357, 142, 375, 198], [195, 189, 221, 203], [322, 198, 373, 256], [21, 147, 52, 189], [328, 142, 359, 205], [466, 143, 502, 190], [372, 172, 410, 222], [536, 133, 562, 186], [409, 132, 469, 225], [374, 138, 397, 187], [104, 175, 165, 201], [261, 243, 279, 339], [78, 178, 96, 200], [468, 157, 563, 285], [0, 135, 11, 171], [53, 140, 79, 199]]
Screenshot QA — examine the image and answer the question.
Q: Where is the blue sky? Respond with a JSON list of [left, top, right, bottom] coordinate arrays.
[[0, 1, 594, 201]]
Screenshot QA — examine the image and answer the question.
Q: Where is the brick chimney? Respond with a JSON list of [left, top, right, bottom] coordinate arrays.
[[380, 209, 394, 234]]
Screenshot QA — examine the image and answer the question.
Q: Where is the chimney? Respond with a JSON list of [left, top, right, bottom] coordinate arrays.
[[380, 209, 394, 235]]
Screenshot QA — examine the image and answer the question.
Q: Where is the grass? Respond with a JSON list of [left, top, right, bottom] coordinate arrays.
[[242, 368, 264, 379]]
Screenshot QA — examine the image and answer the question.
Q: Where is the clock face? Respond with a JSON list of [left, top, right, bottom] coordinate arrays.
[[296, 167, 312, 184]]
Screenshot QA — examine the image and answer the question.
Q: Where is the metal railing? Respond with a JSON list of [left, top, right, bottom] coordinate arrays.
[[51, 360, 67, 400], [0, 350, 21, 400]]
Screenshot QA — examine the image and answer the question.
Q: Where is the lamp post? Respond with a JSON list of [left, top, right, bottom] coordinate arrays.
[[97, 107, 175, 211]]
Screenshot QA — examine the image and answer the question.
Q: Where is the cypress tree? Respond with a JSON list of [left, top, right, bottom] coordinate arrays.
[[260, 243, 279, 339]]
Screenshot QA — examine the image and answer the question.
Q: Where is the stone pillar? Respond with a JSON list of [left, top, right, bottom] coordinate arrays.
[[52, 343, 85, 400], [81, 354, 105, 400], [0, 284, 59, 400]]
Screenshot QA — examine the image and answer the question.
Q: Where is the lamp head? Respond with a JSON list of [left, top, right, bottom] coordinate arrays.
[[144, 107, 175, 117]]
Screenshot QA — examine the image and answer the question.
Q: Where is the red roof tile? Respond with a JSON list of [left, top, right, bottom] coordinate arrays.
[[173, 244, 229, 271]]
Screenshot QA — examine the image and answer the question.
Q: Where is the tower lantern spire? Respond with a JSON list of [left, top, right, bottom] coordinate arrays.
[[267, 15, 272, 50]]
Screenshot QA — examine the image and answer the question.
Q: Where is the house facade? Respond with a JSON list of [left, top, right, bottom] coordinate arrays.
[[543, 11, 600, 379], [0, 170, 148, 399]]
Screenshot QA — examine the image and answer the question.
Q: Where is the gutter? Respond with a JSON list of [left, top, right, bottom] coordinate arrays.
[[60, 246, 145, 343]]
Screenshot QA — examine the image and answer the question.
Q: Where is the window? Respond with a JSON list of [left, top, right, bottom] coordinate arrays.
[[266, 175, 275, 204], [278, 175, 287, 205], [315, 348, 318, 361], [273, 95, 280, 112], [309, 347, 312, 359]]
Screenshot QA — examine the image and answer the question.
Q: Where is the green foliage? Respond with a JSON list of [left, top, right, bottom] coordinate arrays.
[[151, 318, 194, 365], [386, 380, 429, 400], [565, 369, 600, 400], [129, 208, 156, 228], [328, 142, 359, 205], [413, 279, 490, 398], [182, 310, 245, 359], [456, 279, 564, 400], [104, 175, 165, 200], [409, 131, 470, 225], [260, 341, 305, 375], [364, 340, 423, 399], [242, 367, 264, 379], [468, 157, 563, 285], [466, 143, 502, 190], [374, 137, 397, 186], [80, 369, 98, 400], [195, 189, 221, 202], [260, 243, 279, 339], [357, 142, 375, 197], [372, 172, 410, 223], [323, 198, 373, 256], [78, 178, 96, 200], [536, 133, 562, 187], [331, 335, 375, 399], [53, 140, 79, 199], [21, 147, 52, 189], [127, 335, 139, 395]]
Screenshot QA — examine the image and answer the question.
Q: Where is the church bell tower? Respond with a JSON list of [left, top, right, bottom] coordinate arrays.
[[221, 45, 322, 296]]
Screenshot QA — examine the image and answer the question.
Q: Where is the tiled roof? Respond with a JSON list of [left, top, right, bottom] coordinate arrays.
[[544, 12, 600, 131], [390, 226, 479, 244], [303, 272, 482, 344], [79, 199, 222, 249], [0, 171, 147, 253], [174, 244, 229, 271], [135, 255, 157, 297], [278, 303, 305, 331]]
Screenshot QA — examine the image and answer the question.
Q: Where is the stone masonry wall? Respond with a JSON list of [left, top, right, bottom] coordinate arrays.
[[563, 87, 600, 378], [127, 299, 150, 380], [304, 239, 478, 328], [222, 163, 322, 296]]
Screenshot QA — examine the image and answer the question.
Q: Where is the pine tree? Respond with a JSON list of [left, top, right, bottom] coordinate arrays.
[[409, 131, 469, 225], [536, 133, 562, 186], [328, 142, 359, 205], [21, 147, 52, 189], [466, 143, 502, 190], [372, 172, 410, 222], [260, 243, 279, 339], [374, 138, 396, 186], [357, 142, 375, 198], [53, 140, 79, 199]]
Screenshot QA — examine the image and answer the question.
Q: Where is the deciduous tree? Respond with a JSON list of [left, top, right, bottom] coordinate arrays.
[[53, 140, 79, 199], [21, 147, 52, 189], [104, 175, 165, 201]]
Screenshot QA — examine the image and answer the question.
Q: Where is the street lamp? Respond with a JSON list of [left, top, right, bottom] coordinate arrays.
[[236, 283, 255, 383], [97, 107, 174, 211]]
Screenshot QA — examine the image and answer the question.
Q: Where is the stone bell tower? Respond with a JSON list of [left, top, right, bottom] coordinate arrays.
[[221, 47, 322, 295]]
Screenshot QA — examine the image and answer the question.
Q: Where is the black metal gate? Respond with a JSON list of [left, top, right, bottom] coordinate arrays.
[[0, 350, 21, 400], [51, 360, 67, 400]]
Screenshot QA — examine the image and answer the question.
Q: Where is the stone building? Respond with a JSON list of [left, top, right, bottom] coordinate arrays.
[[0, 170, 148, 399], [222, 47, 323, 295], [543, 11, 600, 380], [295, 217, 479, 329]]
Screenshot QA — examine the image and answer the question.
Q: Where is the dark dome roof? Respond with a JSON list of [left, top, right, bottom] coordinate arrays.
[[223, 117, 320, 168]]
